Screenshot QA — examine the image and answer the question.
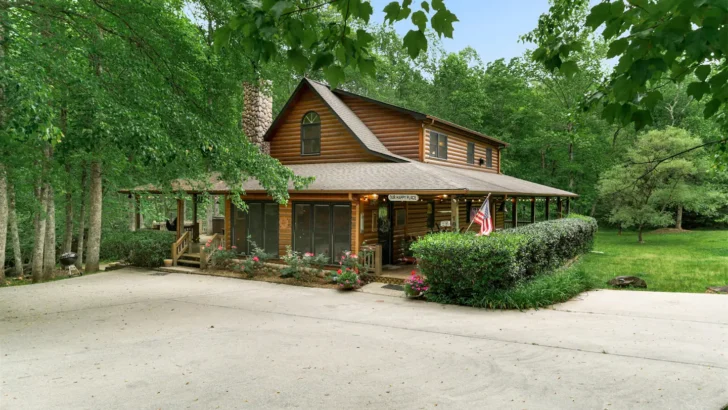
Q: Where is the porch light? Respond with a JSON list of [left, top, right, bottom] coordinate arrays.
[[443, 194, 448, 198], [370, 194, 378, 200]]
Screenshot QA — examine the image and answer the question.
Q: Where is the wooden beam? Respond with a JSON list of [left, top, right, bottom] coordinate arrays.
[[511, 198, 517, 227], [451, 197, 460, 231], [557, 197, 563, 219], [176, 198, 184, 240], [192, 194, 199, 242], [134, 194, 141, 231], [530, 197, 536, 224], [224, 196, 232, 250], [545, 197, 550, 221]]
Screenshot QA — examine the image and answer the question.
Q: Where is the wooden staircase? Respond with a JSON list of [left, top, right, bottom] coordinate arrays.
[[177, 253, 201, 268]]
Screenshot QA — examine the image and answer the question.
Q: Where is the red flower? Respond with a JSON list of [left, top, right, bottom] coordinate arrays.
[[337, 269, 342, 275]]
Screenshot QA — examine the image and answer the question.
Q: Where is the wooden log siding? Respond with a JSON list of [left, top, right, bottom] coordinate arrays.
[[423, 127, 500, 173], [338, 95, 422, 160], [268, 88, 385, 164]]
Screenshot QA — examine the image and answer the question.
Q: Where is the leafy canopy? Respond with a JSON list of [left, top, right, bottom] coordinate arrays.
[[527, 0, 728, 143], [215, 0, 458, 87]]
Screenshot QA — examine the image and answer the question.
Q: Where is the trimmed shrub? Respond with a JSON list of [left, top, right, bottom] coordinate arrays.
[[100, 230, 175, 268], [411, 216, 597, 306]]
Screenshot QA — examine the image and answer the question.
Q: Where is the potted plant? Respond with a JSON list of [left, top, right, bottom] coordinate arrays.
[[403, 271, 428, 298], [332, 268, 361, 290]]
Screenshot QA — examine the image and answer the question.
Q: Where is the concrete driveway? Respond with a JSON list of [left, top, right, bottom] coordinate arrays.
[[1, 268, 726, 410]]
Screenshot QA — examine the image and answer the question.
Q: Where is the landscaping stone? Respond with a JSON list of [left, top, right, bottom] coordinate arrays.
[[705, 286, 728, 294], [607, 275, 647, 288]]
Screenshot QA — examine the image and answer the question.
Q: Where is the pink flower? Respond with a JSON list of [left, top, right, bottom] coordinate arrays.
[[252, 256, 259, 262], [218, 246, 223, 250], [231, 246, 237, 249], [350, 254, 358, 259], [304, 252, 313, 257]]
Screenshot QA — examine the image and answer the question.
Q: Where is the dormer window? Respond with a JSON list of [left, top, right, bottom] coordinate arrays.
[[301, 111, 321, 155]]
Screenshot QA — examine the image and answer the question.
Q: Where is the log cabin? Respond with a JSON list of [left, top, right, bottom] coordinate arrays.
[[124, 78, 577, 272]]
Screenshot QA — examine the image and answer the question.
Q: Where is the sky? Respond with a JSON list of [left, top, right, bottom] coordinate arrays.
[[368, 0, 553, 64]]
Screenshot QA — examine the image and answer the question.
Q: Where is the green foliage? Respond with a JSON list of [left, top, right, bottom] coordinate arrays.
[[218, 0, 457, 87], [411, 217, 597, 306], [470, 265, 594, 310], [529, 0, 728, 154], [99, 231, 174, 268]]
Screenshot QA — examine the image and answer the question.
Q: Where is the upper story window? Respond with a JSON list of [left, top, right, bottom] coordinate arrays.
[[301, 111, 321, 155], [429, 131, 448, 160], [467, 142, 475, 165], [486, 148, 493, 168]]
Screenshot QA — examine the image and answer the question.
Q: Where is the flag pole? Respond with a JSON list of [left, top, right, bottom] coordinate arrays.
[[466, 193, 491, 232]]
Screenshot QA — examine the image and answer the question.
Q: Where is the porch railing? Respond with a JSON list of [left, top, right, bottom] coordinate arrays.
[[361, 244, 382, 275], [171, 231, 190, 266], [199, 233, 223, 269]]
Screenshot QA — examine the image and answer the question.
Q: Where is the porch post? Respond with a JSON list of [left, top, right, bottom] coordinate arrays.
[[530, 197, 536, 224], [511, 198, 517, 228], [134, 194, 141, 231], [545, 197, 550, 221], [557, 197, 563, 219], [451, 196, 460, 232], [224, 195, 232, 250], [192, 193, 199, 242], [566, 197, 571, 216], [176, 198, 184, 240]]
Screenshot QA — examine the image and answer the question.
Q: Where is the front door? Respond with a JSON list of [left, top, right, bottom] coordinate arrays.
[[377, 201, 393, 265]]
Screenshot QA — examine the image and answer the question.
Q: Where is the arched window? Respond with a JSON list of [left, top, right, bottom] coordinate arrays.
[[301, 111, 321, 155]]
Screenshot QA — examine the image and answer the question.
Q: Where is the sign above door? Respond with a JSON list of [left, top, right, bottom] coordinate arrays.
[[387, 194, 419, 202]]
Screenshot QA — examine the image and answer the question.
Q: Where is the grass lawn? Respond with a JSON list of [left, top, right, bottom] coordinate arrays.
[[576, 229, 728, 293]]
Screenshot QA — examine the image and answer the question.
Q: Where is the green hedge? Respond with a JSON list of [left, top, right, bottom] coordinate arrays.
[[411, 216, 597, 306], [100, 230, 175, 268]]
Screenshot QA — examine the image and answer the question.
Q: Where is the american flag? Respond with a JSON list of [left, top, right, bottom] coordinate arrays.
[[473, 199, 493, 236]]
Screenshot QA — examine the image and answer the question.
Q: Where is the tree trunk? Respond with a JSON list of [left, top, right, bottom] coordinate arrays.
[[589, 199, 597, 217], [568, 142, 574, 190], [85, 161, 102, 273], [43, 184, 56, 280], [206, 199, 214, 234], [31, 185, 48, 283], [676, 205, 683, 230], [62, 166, 74, 253], [638, 225, 644, 243], [618, 223, 622, 236], [0, 164, 7, 285], [75, 166, 88, 269], [8, 183, 23, 278], [129, 195, 136, 231]]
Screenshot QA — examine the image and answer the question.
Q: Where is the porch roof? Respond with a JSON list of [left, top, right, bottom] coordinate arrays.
[[122, 162, 576, 197]]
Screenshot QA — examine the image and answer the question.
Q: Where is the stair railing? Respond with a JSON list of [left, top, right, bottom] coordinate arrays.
[[171, 231, 191, 266]]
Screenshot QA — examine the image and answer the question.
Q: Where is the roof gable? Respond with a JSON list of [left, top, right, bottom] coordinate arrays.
[[263, 78, 408, 163]]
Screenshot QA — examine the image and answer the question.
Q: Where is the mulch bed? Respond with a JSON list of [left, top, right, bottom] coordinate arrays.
[[199, 267, 341, 290]]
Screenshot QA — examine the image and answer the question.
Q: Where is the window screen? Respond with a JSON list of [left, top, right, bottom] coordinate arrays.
[[486, 148, 493, 168], [429, 131, 448, 159], [293, 203, 351, 263], [232, 202, 279, 255], [467, 142, 475, 164]]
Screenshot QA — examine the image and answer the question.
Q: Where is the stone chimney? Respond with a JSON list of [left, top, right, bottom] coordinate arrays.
[[242, 80, 272, 154]]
